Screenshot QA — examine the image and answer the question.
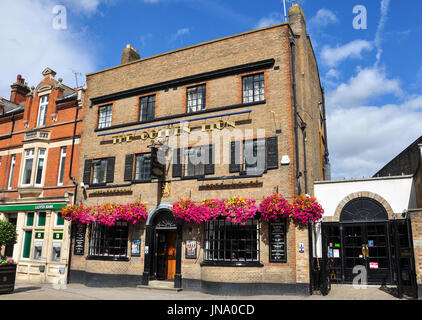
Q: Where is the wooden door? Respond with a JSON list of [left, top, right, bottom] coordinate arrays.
[[166, 232, 177, 280]]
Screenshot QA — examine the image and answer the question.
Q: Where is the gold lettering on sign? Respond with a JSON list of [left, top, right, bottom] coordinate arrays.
[[110, 121, 237, 144], [113, 134, 133, 144]]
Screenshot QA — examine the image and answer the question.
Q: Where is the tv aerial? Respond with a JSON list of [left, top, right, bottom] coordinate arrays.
[[282, 0, 302, 22]]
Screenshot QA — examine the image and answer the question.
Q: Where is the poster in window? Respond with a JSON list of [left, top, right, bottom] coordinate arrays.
[[185, 240, 197, 259], [131, 239, 141, 257]]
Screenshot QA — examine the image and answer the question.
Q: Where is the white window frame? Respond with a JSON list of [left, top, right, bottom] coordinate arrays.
[[57, 147, 67, 186], [34, 149, 46, 187], [8, 154, 16, 190], [97, 105, 113, 129], [21, 149, 35, 186], [37, 95, 49, 127], [54, 211, 65, 227]]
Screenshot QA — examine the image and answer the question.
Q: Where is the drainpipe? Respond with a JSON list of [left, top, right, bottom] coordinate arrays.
[[289, 38, 302, 196], [66, 91, 82, 284], [290, 37, 313, 295]]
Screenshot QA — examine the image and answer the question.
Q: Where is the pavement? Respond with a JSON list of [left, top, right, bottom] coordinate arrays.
[[0, 282, 406, 300]]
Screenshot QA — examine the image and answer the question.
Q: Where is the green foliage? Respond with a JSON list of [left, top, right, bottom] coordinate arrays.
[[0, 220, 17, 248]]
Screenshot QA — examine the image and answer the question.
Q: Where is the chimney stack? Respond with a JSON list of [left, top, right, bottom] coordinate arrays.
[[121, 44, 141, 64], [10, 74, 30, 104], [288, 4, 307, 36]]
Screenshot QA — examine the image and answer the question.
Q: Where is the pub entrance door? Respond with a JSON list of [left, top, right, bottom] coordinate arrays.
[[155, 230, 177, 280], [342, 222, 392, 284]]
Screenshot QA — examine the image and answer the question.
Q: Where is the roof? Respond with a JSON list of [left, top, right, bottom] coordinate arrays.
[[0, 98, 24, 116], [56, 91, 77, 103], [374, 136, 422, 177]]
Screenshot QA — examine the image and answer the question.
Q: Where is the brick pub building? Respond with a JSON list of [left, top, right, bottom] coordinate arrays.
[[68, 5, 329, 295], [0, 68, 84, 284]]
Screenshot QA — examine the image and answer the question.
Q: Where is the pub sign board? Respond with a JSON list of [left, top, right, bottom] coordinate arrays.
[[150, 147, 165, 179], [185, 240, 197, 259], [269, 220, 287, 262], [74, 225, 86, 255]]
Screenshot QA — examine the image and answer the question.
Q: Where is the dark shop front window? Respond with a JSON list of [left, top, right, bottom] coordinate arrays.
[[204, 219, 260, 263], [88, 221, 128, 260]]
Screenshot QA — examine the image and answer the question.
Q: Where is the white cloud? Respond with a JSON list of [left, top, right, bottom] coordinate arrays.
[[170, 27, 191, 42], [0, 1, 98, 98], [326, 66, 402, 110], [375, 0, 391, 65], [255, 12, 282, 29], [309, 8, 339, 29], [321, 40, 373, 67], [325, 69, 340, 80], [328, 97, 422, 179]]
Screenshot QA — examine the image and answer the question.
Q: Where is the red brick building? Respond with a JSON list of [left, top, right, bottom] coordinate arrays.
[[0, 68, 84, 284]]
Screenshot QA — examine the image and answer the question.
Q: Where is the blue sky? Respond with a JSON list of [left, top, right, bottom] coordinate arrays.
[[1, 0, 421, 180]]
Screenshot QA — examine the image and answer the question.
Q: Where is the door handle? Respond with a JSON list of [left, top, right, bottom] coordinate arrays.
[[362, 245, 369, 259]]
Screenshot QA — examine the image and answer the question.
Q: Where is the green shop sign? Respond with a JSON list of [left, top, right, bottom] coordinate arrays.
[[0, 203, 67, 212]]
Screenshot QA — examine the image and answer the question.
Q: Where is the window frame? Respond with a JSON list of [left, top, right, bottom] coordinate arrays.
[[37, 95, 49, 127], [203, 218, 261, 266], [139, 95, 156, 122], [88, 221, 129, 261], [186, 84, 206, 113], [242, 73, 265, 104], [133, 153, 152, 183], [34, 148, 47, 187], [242, 138, 266, 175], [21, 149, 35, 187], [183, 146, 206, 179], [91, 158, 108, 185], [97, 104, 113, 129], [8, 154, 16, 190], [57, 147, 67, 186]]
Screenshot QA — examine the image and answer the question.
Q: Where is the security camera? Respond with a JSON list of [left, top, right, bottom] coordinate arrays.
[[80, 182, 85, 189]]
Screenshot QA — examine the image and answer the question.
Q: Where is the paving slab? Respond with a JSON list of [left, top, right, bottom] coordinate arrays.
[[0, 282, 405, 300]]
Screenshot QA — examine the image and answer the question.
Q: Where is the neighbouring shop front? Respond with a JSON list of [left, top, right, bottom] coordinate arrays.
[[0, 202, 71, 285], [314, 178, 419, 299]]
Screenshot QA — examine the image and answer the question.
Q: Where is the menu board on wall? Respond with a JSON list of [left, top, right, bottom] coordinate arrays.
[[74, 225, 86, 256], [269, 221, 287, 262]]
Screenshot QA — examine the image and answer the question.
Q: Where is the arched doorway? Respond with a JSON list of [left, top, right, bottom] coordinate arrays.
[[339, 197, 391, 284], [323, 197, 393, 285], [142, 206, 182, 288], [152, 210, 177, 281]]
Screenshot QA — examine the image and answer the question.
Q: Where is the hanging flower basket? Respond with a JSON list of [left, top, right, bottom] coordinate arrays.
[[172, 197, 258, 225], [172, 199, 199, 224], [291, 194, 324, 226], [223, 196, 258, 225], [61, 201, 148, 226], [259, 193, 292, 222]]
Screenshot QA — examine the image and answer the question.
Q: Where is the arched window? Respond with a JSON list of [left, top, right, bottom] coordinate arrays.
[[340, 197, 388, 222]]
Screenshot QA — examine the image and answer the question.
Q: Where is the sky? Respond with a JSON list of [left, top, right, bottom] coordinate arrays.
[[0, 0, 421, 180]]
